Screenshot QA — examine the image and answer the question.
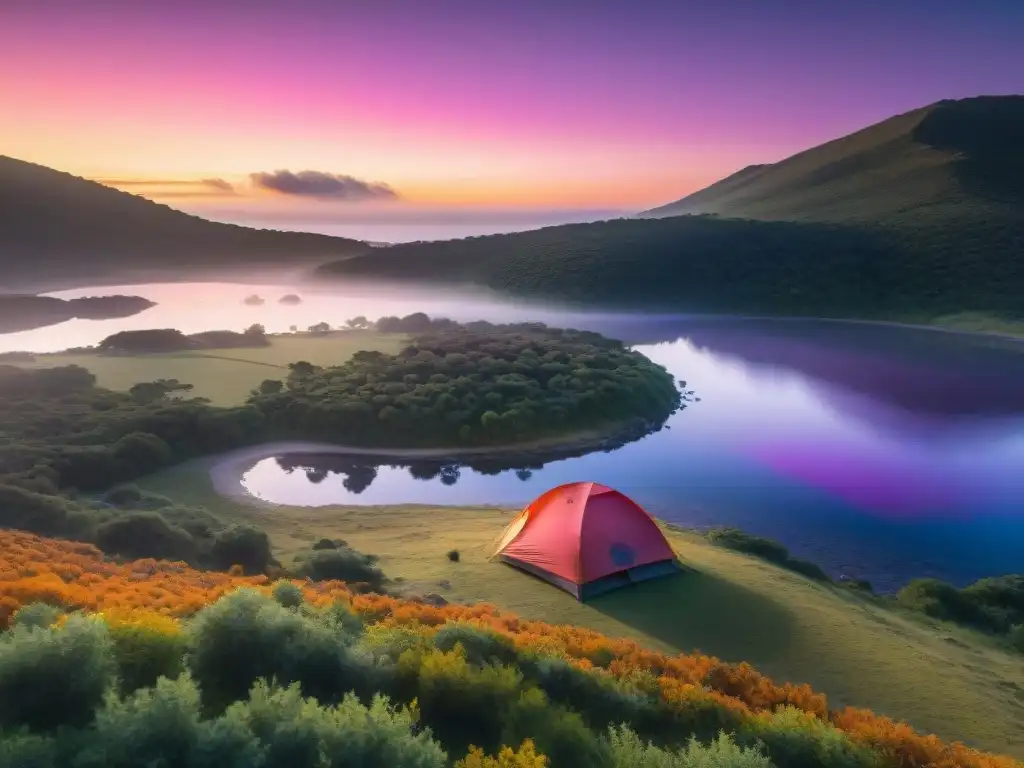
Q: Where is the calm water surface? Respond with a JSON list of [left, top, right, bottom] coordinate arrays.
[[4, 282, 1023, 590]]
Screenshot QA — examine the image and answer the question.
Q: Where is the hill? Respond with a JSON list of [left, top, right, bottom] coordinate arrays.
[[639, 96, 1024, 224], [0, 155, 369, 290], [133, 466, 1024, 759], [320, 97, 1024, 324]]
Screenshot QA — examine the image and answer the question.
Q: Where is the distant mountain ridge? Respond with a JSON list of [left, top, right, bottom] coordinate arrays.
[[0, 155, 369, 290], [322, 96, 1024, 322], [639, 96, 1024, 223]]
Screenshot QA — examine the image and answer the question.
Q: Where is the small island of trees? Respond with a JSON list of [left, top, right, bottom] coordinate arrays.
[[249, 319, 682, 448]]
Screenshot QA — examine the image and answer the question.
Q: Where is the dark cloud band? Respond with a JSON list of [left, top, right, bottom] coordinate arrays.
[[250, 170, 398, 201]]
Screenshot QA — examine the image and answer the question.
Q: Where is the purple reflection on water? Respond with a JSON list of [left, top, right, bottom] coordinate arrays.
[[746, 439, 969, 517]]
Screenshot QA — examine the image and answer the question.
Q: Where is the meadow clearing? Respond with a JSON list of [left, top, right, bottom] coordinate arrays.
[[26, 330, 407, 405]]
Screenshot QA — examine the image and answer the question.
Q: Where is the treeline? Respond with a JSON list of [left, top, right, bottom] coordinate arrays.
[[319, 215, 1024, 321], [1, 533, 1019, 768], [250, 321, 682, 447], [98, 324, 269, 353]]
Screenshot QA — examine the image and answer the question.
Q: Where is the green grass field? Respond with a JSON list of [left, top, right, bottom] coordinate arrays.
[[26, 331, 407, 405], [142, 461, 1024, 758]]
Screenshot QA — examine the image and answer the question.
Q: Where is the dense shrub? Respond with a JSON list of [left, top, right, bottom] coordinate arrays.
[[209, 525, 273, 574], [2, 675, 448, 768], [741, 707, 882, 768], [185, 590, 374, 710], [10, 602, 63, 630], [292, 545, 387, 590], [606, 726, 775, 768], [435, 623, 520, 667], [0, 616, 115, 731], [271, 579, 305, 608], [501, 688, 611, 768], [0, 485, 69, 535], [95, 511, 197, 561], [457, 740, 548, 767], [706, 528, 832, 582], [104, 610, 186, 694]]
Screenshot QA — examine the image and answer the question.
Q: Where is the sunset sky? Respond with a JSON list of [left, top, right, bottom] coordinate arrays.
[[2, 0, 1022, 234]]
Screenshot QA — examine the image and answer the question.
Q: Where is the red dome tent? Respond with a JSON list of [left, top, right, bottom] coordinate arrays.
[[491, 482, 680, 600]]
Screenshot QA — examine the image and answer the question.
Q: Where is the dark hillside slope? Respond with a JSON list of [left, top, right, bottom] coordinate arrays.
[[321, 214, 1024, 319], [639, 96, 1024, 224], [0, 156, 369, 288]]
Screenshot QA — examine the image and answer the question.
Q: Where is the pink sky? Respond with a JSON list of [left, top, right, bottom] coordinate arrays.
[[2, 0, 1022, 216]]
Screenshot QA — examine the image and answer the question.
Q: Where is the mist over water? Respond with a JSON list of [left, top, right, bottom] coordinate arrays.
[[4, 281, 1024, 590]]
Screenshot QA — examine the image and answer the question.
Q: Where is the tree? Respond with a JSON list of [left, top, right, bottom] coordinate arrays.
[[345, 316, 370, 330], [257, 379, 284, 395], [308, 322, 331, 334], [244, 323, 266, 337]]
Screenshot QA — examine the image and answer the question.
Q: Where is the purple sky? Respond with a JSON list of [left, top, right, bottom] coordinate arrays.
[[2, 0, 1022, 221]]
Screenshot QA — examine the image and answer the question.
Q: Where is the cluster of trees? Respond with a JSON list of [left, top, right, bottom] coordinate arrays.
[[250, 321, 682, 448], [897, 575, 1024, 650], [1, 573, 1016, 768], [98, 324, 269, 353], [320, 214, 1024, 322]]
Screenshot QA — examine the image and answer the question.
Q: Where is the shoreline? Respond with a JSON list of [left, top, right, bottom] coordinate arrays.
[[208, 427, 651, 503]]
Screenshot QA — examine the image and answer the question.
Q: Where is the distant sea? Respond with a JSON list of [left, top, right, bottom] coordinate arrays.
[[205, 210, 627, 245]]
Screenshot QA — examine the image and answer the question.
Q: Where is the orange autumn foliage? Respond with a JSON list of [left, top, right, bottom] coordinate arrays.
[[0, 530, 1019, 768]]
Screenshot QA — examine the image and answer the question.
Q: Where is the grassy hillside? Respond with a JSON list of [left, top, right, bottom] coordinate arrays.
[[140, 464, 1024, 758], [321, 97, 1024, 323], [639, 96, 1024, 224], [22, 331, 406, 405], [0, 155, 369, 289]]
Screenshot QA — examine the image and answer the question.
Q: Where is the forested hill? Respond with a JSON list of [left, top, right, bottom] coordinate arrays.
[[639, 96, 1024, 224], [0, 156, 369, 289], [320, 214, 1024, 320]]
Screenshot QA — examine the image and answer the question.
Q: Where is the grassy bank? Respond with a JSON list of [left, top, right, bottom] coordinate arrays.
[[140, 463, 1024, 758], [24, 331, 407, 405]]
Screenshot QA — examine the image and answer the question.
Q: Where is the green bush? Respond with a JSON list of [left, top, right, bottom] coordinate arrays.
[[0, 484, 69, 535], [1007, 624, 1024, 653], [271, 580, 304, 608], [0, 616, 115, 731], [606, 725, 775, 768], [896, 579, 993, 631], [10, 602, 63, 630], [706, 529, 831, 583], [10, 675, 448, 768], [520, 654, 657, 738], [404, 648, 523, 756], [292, 545, 386, 590], [107, 618, 186, 694], [95, 511, 197, 561], [502, 687, 611, 768], [434, 623, 519, 667], [210, 525, 273, 574], [185, 589, 374, 711], [739, 707, 881, 768]]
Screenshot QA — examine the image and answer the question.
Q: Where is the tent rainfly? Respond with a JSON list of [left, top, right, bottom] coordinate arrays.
[[491, 481, 680, 600]]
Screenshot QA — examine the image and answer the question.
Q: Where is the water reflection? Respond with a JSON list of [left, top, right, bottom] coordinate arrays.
[[239, 318, 1024, 590]]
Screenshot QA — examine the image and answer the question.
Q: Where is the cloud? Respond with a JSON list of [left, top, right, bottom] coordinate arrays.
[[200, 178, 235, 193], [95, 177, 236, 195], [249, 170, 398, 201]]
